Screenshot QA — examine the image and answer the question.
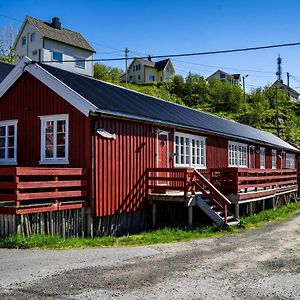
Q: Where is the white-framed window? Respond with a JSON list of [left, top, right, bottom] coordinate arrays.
[[272, 149, 277, 169], [52, 50, 63, 62], [286, 153, 295, 169], [148, 74, 155, 81], [21, 36, 26, 46], [166, 66, 170, 72], [30, 32, 36, 43], [260, 147, 265, 169], [228, 141, 248, 167], [0, 120, 18, 165], [74, 57, 85, 69], [39, 114, 69, 164], [174, 132, 206, 168]]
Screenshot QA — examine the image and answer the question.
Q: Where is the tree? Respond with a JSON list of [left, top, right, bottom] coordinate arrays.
[[94, 63, 123, 83], [0, 25, 15, 64]]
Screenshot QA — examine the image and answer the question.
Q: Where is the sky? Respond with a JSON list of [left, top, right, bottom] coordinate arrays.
[[1, 0, 300, 91]]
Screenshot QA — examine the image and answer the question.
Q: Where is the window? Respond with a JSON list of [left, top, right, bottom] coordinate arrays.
[[286, 153, 295, 169], [228, 141, 247, 167], [260, 147, 265, 169], [0, 120, 17, 164], [30, 32, 36, 43], [52, 51, 63, 62], [40, 115, 69, 164], [133, 65, 136, 72], [74, 57, 85, 69], [166, 66, 170, 72], [21, 36, 26, 46], [272, 149, 277, 169], [137, 75, 141, 80], [32, 50, 38, 56], [175, 132, 206, 168], [148, 74, 155, 81], [165, 76, 170, 81]]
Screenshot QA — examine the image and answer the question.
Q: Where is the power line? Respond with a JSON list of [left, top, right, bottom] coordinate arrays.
[[0, 14, 22, 23], [41, 40, 300, 63]]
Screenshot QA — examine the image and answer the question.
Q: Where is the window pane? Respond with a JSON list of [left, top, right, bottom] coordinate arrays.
[[46, 121, 54, 133], [57, 133, 65, 145], [0, 137, 5, 147], [56, 146, 65, 158], [8, 148, 14, 159], [45, 145, 54, 158], [8, 126, 14, 136], [0, 148, 4, 158], [8, 137, 14, 147], [0, 126, 5, 136], [185, 138, 190, 164], [52, 51, 62, 61]]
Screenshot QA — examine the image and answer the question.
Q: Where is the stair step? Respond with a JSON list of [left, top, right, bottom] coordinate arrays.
[[227, 220, 240, 226]]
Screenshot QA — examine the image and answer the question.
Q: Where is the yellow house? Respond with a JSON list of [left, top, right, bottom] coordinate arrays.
[[122, 57, 175, 84], [206, 70, 241, 86]]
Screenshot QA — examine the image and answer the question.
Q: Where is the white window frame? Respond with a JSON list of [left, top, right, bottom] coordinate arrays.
[[228, 141, 248, 168], [286, 153, 295, 169], [272, 149, 277, 169], [51, 50, 63, 62], [39, 114, 69, 164], [174, 131, 206, 169], [74, 56, 85, 69], [0, 120, 18, 165], [260, 147, 265, 169]]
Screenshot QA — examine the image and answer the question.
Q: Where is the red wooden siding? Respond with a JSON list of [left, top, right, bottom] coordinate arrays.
[[95, 117, 157, 217], [0, 72, 92, 169]]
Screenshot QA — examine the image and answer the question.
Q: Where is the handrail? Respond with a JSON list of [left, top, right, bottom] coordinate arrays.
[[193, 169, 231, 205]]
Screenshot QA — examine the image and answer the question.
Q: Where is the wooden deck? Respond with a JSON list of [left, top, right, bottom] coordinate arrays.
[[210, 168, 298, 202], [0, 167, 88, 214]]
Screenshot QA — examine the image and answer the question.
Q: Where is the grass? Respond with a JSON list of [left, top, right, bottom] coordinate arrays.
[[1, 202, 300, 250]]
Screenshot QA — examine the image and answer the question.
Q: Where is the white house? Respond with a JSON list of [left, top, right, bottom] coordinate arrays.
[[14, 16, 95, 76]]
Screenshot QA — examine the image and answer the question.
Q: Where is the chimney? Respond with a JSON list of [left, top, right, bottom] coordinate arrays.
[[51, 17, 61, 29], [148, 55, 152, 62]]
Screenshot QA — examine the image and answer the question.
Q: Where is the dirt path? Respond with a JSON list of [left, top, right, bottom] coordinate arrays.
[[1, 213, 300, 300]]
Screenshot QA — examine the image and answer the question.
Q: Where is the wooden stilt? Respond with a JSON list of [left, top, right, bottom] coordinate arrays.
[[152, 202, 157, 229], [188, 206, 193, 226]]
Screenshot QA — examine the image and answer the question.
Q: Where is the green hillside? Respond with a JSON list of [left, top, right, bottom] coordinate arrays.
[[96, 64, 300, 148]]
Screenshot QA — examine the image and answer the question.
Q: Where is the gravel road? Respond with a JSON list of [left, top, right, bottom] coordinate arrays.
[[1, 213, 299, 300]]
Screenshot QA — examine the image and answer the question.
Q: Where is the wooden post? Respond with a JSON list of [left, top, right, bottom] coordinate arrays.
[[81, 208, 86, 238], [262, 199, 265, 211], [86, 207, 94, 238], [249, 202, 253, 215], [234, 203, 240, 219], [152, 202, 157, 229], [272, 196, 276, 209], [188, 206, 193, 226]]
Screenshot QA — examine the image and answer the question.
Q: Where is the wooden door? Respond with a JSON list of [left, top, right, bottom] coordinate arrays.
[[157, 132, 168, 185], [249, 146, 255, 168]]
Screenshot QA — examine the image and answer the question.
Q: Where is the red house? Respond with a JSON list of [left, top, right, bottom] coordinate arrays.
[[0, 57, 298, 237]]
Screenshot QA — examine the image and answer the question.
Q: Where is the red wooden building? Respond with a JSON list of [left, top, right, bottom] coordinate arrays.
[[0, 57, 298, 236]]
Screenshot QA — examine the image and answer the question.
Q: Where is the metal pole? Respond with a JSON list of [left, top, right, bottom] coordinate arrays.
[[276, 87, 280, 137], [287, 72, 290, 98], [242, 75, 248, 123]]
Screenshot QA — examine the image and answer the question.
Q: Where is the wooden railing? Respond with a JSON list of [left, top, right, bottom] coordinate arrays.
[[210, 168, 298, 201], [146, 167, 231, 225], [0, 167, 87, 214]]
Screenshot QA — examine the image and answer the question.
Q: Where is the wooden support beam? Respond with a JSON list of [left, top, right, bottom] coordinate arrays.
[[188, 206, 193, 226], [152, 202, 157, 229]]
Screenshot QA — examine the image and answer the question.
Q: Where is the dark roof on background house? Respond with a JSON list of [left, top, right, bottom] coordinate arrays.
[[134, 58, 171, 71], [38, 63, 299, 152], [272, 80, 300, 96], [24, 16, 95, 52], [0, 62, 15, 83]]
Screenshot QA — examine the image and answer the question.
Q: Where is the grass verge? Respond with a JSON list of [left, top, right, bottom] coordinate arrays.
[[1, 202, 300, 250]]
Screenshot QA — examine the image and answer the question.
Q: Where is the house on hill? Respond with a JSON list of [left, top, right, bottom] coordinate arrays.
[[207, 70, 241, 86], [14, 16, 95, 76], [121, 57, 175, 84], [272, 80, 300, 102], [0, 58, 298, 237]]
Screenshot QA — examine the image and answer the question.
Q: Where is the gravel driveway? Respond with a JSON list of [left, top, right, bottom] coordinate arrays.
[[1, 212, 299, 300]]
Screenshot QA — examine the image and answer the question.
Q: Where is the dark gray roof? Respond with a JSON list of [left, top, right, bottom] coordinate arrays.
[[154, 59, 170, 71], [38, 63, 299, 152], [27, 16, 95, 52], [0, 61, 14, 83]]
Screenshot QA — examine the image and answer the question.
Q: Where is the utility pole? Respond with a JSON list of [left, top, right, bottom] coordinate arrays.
[[242, 74, 248, 123], [275, 87, 280, 137], [125, 47, 129, 85], [287, 72, 290, 98]]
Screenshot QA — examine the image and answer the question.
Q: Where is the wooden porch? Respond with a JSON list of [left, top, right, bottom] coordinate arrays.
[[146, 167, 298, 226], [210, 168, 298, 202], [0, 167, 88, 215]]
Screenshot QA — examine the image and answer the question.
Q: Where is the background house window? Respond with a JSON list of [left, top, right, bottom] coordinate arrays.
[[21, 36, 26, 46], [148, 74, 155, 81], [166, 66, 170, 72], [228, 142, 247, 167], [52, 51, 63, 62], [30, 32, 36, 43], [175, 133, 206, 168], [286, 153, 295, 169], [74, 57, 85, 69], [272, 149, 277, 169], [32, 50, 38, 56], [0, 120, 17, 164], [260, 147, 265, 168], [40, 115, 69, 164]]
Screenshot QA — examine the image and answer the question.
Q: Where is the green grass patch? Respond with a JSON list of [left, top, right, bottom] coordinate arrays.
[[1, 202, 300, 250]]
